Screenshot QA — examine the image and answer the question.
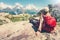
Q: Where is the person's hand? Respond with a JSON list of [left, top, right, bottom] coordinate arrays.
[[38, 28, 41, 32]]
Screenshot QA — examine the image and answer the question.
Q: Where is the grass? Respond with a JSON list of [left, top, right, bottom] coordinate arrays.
[[9, 14, 32, 22]]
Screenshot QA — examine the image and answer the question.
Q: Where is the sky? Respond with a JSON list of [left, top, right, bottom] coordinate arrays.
[[0, 0, 60, 8]]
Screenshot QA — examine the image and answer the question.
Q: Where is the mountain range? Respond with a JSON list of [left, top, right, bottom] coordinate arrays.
[[0, 3, 39, 15]]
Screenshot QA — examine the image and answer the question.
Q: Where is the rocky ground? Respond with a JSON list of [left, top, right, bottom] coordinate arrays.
[[0, 21, 60, 40]]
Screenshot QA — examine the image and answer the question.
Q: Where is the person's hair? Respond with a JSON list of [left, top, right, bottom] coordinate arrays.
[[40, 9, 49, 15]]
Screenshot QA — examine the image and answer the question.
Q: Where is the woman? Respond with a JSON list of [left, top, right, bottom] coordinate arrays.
[[36, 8, 56, 35]]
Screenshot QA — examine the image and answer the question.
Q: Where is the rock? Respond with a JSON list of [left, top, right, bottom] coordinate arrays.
[[0, 13, 12, 25], [0, 21, 60, 40]]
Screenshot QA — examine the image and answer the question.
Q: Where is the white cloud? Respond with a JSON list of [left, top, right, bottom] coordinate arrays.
[[25, 4, 39, 10], [15, 3, 23, 8], [0, 2, 4, 4], [0, 2, 13, 9], [0, 2, 23, 9], [8, 5, 13, 9], [0, 2, 7, 9], [0, 2, 40, 11], [53, 0, 60, 4]]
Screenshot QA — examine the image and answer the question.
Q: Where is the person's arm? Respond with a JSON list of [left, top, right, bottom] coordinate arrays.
[[38, 14, 43, 32]]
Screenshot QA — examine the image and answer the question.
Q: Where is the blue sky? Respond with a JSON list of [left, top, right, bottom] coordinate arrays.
[[0, 0, 60, 8]]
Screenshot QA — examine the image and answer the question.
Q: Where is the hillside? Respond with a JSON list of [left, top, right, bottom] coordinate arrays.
[[0, 13, 60, 40], [0, 21, 60, 40]]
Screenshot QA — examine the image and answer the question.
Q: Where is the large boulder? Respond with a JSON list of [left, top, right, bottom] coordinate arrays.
[[0, 21, 60, 40]]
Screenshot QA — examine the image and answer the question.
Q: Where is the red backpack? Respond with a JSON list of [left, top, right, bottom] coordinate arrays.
[[44, 16, 56, 28]]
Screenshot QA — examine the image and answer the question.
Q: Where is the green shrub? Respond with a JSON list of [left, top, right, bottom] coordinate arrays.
[[0, 20, 8, 25], [10, 17, 20, 22], [10, 14, 31, 22], [0, 20, 3, 25]]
